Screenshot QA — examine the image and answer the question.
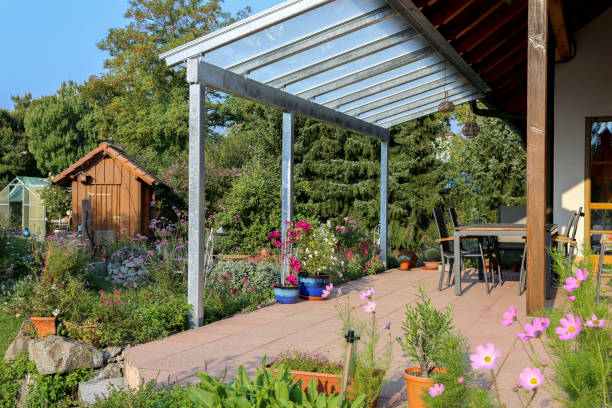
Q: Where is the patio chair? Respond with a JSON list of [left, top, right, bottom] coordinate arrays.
[[448, 208, 502, 286], [552, 208, 582, 260], [433, 208, 493, 294], [595, 238, 610, 302]]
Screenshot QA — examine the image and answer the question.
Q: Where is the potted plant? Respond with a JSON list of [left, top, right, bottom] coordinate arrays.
[[267, 350, 346, 394], [397, 284, 453, 408], [296, 222, 337, 300], [422, 248, 441, 270], [398, 255, 413, 270], [273, 274, 300, 304]]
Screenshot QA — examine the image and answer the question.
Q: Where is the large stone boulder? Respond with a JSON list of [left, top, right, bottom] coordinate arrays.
[[78, 378, 127, 406], [4, 320, 37, 361], [28, 335, 104, 375]]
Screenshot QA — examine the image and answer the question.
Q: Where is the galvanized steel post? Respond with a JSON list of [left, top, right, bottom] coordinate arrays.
[[380, 140, 389, 269], [281, 111, 295, 283], [187, 58, 206, 328]]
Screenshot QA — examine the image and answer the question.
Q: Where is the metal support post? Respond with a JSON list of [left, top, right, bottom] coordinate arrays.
[[187, 58, 206, 328], [380, 140, 389, 269], [281, 111, 295, 283]]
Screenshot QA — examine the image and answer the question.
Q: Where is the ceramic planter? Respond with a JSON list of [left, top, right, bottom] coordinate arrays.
[[298, 274, 330, 300], [29, 317, 56, 338], [273, 285, 300, 304], [64, 321, 101, 347], [403, 367, 445, 408], [399, 260, 415, 270], [270, 367, 347, 395], [422, 261, 441, 271]]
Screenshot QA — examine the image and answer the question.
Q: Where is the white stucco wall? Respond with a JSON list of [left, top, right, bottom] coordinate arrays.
[[553, 7, 612, 249]]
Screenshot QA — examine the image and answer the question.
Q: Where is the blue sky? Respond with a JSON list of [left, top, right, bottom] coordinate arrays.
[[0, 0, 279, 110]]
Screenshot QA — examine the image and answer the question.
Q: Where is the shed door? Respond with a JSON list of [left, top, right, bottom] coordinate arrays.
[[87, 185, 120, 238]]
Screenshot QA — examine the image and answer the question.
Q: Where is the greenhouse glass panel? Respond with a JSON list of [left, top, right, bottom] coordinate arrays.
[[29, 205, 45, 220]]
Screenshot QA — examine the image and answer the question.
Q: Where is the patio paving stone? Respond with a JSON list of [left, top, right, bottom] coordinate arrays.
[[123, 268, 558, 406]]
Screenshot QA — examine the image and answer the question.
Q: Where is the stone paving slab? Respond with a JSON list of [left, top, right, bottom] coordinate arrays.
[[124, 268, 557, 407]]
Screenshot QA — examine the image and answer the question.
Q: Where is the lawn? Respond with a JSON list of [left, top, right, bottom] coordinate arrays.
[[0, 312, 22, 356]]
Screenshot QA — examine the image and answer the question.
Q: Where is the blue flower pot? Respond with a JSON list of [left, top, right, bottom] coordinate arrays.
[[274, 285, 299, 304], [298, 274, 330, 299]]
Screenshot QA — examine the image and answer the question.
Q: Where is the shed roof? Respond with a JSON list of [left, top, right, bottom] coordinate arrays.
[[52, 142, 158, 187]]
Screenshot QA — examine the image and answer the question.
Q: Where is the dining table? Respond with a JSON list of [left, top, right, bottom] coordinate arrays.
[[453, 223, 558, 298]]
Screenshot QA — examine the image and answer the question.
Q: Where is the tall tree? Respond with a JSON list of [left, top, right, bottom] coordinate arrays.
[[24, 82, 98, 175]]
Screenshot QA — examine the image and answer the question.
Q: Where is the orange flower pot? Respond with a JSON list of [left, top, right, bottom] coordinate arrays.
[[400, 260, 411, 270], [403, 367, 445, 408], [29, 317, 56, 338]]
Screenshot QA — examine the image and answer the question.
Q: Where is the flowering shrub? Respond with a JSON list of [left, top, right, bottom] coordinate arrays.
[[0, 227, 38, 281], [334, 216, 367, 250], [300, 222, 337, 277], [268, 350, 344, 375], [40, 234, 90, 285]]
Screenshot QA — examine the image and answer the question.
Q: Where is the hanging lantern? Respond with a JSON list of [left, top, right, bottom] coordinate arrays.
[[462, 121, 480, 138], [444, 130, 455, 139], [437, 91, 455, 113]]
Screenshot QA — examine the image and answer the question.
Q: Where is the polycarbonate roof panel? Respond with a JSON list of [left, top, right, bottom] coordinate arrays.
[[161, 0, 483, 129]]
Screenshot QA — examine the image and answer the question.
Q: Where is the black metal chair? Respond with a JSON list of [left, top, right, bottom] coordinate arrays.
[[433, 208, 493, 294], [595, 239, 609, 302]]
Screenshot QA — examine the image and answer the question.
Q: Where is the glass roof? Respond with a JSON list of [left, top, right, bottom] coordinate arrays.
[[162, 0, 483, 130]]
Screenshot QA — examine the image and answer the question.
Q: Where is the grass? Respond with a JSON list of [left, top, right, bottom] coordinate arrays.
[[0, 312, 23, 356]]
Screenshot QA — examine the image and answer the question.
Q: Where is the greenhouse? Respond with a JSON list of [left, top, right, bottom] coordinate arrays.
[[0, 176, 48, 238]]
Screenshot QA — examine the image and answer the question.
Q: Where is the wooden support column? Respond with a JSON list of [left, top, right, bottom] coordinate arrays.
[[526, 0, 548, 315]]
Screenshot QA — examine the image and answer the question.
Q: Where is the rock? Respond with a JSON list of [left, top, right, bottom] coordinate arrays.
[[17, 373, 34, 408], [78, 377, 127, 405], [108, 355, 124, 363], [4, 320, 37, 361], [28, 335, 104, 375], [102, 346, 123, 361], [93, 362, 122, 381]]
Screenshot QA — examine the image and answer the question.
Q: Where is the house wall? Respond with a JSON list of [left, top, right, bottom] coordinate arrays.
[[553, 7, 612, 249]]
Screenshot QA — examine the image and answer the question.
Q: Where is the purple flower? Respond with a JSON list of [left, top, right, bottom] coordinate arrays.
[[429, 384, 444, 397], [501, 306, 518, 327], [555, 313, 582, 340], [519, 367, 544, 390], [517, 317, 550, 341], [470, 343, 501, 370]]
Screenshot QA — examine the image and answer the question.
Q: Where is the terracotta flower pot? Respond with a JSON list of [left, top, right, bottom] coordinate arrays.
[[422, 261, 441, 271], [29, 317, 56, 338], [403, 367, 445, 408], [400, 260, 411, 270], [270, 367, 347, 395]]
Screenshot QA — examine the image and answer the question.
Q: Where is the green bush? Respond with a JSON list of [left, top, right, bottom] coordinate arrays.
[[0, 352, 36, 408], [42, 237, 90, 285], [91, 382, 193, 407], [268, 350, 344, 375], [424, 248, 441, 263], [39, 184, 71, 220], [387, 254, 400, 269], [27, 368, 93, 408], [208, 261, 278, 294]]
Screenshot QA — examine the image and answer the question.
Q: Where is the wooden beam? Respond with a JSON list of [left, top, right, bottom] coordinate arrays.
[[485, 53, 527, 83], [548, 0, 571, 59], [428, 0, 477, 26], [413, 0, 438, 8], [464, 22, 526, 65], [441, 0, 506, 40], [526, 0, 548, 315], [505, 88, 527, 112], [455, 1, 527, 53], [476, 40, 526, 75]]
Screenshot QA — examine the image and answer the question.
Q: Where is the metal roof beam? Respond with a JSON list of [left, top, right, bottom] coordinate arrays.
[[343, 72, 462, 116], [265, 28, 418, 88], [322, 59, 444, 109], [161, 0, 334, 66], [227, 6, 397, 75], [380, 93, 480, 128], [385, 0, 490, 93], [296, 45, 434, 100], [363, 83, 474, 122], [189, 59, 389, 141]]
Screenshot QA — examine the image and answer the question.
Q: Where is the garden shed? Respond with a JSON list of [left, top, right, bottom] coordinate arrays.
[[52, 142, 158, 240], [0, 176, 48, 238]]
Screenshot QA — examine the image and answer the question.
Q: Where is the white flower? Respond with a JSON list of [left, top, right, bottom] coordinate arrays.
[[52, 309, 60, 317], [51, 284, 58, 290]]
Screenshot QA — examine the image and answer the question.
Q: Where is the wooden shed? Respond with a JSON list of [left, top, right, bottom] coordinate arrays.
[[52, 142, 157, 239]]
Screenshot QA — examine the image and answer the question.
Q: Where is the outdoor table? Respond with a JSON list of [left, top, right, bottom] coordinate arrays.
[[453, 223, 558, 298]]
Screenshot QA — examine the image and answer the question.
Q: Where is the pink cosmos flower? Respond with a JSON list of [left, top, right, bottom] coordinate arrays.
[[336, 288, 343, 297], [429, 384, 444, 397], [364, 301, 376, 313], [457, 377, 464, 384], [568, 295, 576, 302], [321, 289, 330, 298], [555, 313, 582, 340], [585, 314, 605, 328], [344, 216, 350, 222], [470, 343, 501, 370], [325, 283, 334, 292], [562, 268, 588, 292], [519, 367, 544, 390], [517, 317, 550, 341], [501, 306, 518, 327]]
